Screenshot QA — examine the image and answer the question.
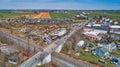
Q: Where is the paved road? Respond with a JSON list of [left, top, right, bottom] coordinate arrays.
[[18, 22, 88, 67], [52, 52, 90, 67], [52, 56, 76, 67]]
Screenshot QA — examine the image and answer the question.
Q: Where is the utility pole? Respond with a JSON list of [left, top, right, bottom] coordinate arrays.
[[27, 36, 30, 57], [107, 26, 111, 40], [107, 22, 111, 42], [10, 23, 13, 34], [34, 46, 36, 54]]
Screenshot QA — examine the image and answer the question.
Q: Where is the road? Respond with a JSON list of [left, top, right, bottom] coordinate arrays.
[[52, 56, 76, 67], [52, 52, 90, 67], [18, 21, 88, 67]]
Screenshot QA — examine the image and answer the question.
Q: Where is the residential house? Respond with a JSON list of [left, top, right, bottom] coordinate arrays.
[[44, 36, 52, 44], [92, 47, 110, 58], [97, 42, 117, 52]]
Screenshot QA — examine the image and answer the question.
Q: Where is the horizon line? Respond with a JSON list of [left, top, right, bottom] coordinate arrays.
[[0, 9, 120, 11]]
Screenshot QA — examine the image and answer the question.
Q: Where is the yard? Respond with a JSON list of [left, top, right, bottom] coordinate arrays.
[[78, 48, 115, 67], [110, 49, 120, 57]]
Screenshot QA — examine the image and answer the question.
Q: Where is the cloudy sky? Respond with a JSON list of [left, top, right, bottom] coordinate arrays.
[[0, 0, 120, 10]]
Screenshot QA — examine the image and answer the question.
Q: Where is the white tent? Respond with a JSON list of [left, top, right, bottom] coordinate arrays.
[[76, 40, 85, 47]]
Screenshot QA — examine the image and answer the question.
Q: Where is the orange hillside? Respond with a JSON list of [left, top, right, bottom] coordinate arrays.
[[33, 12, 51, 19]]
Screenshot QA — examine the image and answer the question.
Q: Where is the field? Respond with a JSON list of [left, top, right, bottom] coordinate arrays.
[[33, 12, 51, 19], [88, 12, 120, 21], [50, 12, 80, 19], [0, 10, 120, 21], [0, 11, 34, 18]]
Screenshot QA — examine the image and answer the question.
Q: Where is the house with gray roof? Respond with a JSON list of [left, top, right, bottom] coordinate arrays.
[[92, 47, 110, 58]]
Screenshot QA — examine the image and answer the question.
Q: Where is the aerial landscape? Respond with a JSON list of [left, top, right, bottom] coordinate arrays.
[[0, 0, 120, 67]]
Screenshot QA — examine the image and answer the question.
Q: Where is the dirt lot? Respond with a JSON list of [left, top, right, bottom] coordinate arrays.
[[33, 12, 51, 19]]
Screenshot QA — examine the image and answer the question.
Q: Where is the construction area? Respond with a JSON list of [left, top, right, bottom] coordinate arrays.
[[0, 11, 73, 47], [0, 12, 73, 67]]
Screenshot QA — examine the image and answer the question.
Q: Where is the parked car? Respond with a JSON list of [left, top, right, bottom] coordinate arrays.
[[111, 57, 119, 64], [98, 59, 107, 64]]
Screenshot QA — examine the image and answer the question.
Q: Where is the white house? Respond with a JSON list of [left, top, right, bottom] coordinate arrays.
[[97, 42, 117, 52]]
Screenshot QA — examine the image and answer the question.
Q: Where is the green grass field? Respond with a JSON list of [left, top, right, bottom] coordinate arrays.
[[110, 49, 120, 57], [50, 11, 120, 21], [0, 11, 80, 19], [0, 11, 34, 18], [50, 12, 80, 19], [35, 65, 41, 67], [0, 10, 120, 22], [88, 12, 120, 21]]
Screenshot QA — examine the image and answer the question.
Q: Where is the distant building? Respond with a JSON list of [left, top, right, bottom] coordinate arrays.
[[83, 30, 105, 41], [75, 14, 88, 19], [110, 25, 120, 32]]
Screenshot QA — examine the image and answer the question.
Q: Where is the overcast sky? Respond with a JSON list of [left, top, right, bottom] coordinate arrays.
[[0, 0, 120, 10]]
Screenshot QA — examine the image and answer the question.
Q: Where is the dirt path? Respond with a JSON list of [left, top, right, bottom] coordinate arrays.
[[33, 12, 51, 19]]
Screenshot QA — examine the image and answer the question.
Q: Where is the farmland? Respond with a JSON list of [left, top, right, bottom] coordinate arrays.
[[88, 12, 120, 21], [0, 11, 34, 18], [50, 12, 80, 19], [0, 10, 120, 21], [0, 11, 80, 19]]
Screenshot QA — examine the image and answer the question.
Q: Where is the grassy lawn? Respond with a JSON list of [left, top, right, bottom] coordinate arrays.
[[78, 48, 115, 67], [35, 65, 41, 67], [110, 49, 120, 57], [109, 40, 120, 43]]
